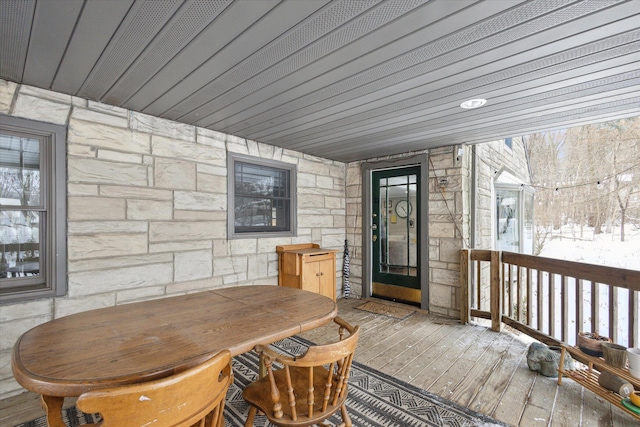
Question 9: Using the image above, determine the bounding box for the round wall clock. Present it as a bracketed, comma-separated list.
[395, 200, 411, 218]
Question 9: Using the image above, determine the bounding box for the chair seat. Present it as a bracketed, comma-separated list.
[243, 365, 348, 427]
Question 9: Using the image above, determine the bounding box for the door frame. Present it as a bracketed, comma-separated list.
[361, 154, 430, 310]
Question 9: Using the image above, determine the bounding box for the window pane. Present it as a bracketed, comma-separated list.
[234, 197, 290, 230]
[1, 210, 41, 279]
[387, 176, 407, 186]
[235, 162, 288, 198]
[496, 189, 519, 252]
[0, 133, 41, 207]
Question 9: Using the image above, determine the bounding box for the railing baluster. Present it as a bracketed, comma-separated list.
[476, 260, 481, 310]
[503, 263, 507, 316]
[561, 275, 568, 343]
[591, 281, 599, 334]
[549, 273, 556, 339]
[527, 267, 532, 326]
[610, 284, 618, 343]
[537, 269, 543, 332]
[507, 263, 512, 318]
[576, 279, 583, 346]
[630, 290, 638, 347]
[516, 265, 521, 321]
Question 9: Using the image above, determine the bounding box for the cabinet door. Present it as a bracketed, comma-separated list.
[301, 261, 321, 294]
[317, 259, 335, 300]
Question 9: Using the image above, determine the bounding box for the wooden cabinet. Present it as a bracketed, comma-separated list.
[276, 244, 338, 301]
[558, 345, 640, 420]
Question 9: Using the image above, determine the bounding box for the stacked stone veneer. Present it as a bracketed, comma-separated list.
[0, 80, 346, 398]
[427, 147, 470, 317]
[345, 163, 364, 297]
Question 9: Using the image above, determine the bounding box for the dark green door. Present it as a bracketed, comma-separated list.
[372, 167, 420, 305]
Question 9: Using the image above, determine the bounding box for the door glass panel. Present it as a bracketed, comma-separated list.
[378, 173, 417, 277]
[408, 182, 417, 271]
[387, 176, 405, 186]
[379, 186, 389, 273]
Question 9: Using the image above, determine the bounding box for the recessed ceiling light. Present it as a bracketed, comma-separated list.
[460, 98, 487, 109]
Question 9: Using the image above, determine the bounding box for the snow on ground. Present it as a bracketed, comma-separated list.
[539, 225, 640, 271]
[534, 225, 639, 346]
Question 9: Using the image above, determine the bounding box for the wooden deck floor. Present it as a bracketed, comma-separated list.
[1, 297, 638, 426]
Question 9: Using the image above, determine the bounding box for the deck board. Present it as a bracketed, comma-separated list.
[2, 296, 638, 426]
[468, 337, 529, 417]
[446, 332, 516, 407]
[490, 357, 536, 425]
[370, 316, 455, 373]
[408, 324, 474, 386]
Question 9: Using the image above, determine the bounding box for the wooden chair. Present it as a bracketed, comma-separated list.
[243, 317, 360, 427]
[77, 349, 233, 427]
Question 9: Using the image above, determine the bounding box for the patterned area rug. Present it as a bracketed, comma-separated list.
[14, 405, 98, 427]
[15, 336, 508, 427]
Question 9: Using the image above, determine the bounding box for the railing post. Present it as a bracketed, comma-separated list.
[460, 249, 470, 324]
[490, 250, 502, 332]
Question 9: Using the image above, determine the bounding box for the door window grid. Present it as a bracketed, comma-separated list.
[376, 172, 418, 278]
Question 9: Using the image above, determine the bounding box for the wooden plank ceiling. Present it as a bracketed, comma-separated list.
[1, 0, 639, 162]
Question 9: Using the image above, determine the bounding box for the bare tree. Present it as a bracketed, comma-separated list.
[526, 117, 640, 246]
[589, 119, 640, 241]
[525, 131, 565, 254]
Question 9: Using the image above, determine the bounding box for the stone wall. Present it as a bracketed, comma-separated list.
[427, 147, 469, 317]
[344, 163, 364, 297]
[0, 80, 346, 398]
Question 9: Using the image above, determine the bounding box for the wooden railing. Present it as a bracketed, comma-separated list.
[460, 249, 640, 347]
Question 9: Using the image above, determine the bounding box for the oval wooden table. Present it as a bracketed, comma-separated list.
[12, 285, 338, 427]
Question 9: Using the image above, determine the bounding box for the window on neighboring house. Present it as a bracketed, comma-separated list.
[0, 115, 66, 304]
[495, 183, 534, 254]
[504, 137, 513, 149]
[228, 153, 296, 238]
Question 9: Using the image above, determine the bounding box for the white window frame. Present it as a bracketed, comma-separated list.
[0, 115, 67, 304]
[493, 183, 535, 254]
[227, 153, 296, 239]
